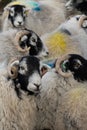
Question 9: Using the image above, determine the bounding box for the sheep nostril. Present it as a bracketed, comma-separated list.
[46, 52, 49, 55]
[18, 21, 22, 25]
[34, 83, 40, 89]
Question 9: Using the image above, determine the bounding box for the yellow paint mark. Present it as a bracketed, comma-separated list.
[47, 33, 67, 54]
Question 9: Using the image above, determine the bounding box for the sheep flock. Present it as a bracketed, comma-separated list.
[0, 0, 87, 130]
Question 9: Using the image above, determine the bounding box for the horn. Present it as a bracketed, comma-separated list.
[55, 54, 72, 77]
[14, 30, 30, 53]
[8, 59, 19, 79]
[79, 15, 87, 28]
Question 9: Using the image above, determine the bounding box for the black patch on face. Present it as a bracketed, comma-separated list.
[76, 1, 87, 14]
[71, 0, 87, 14]
[66, 54, 87, 82]
[20, 29, 43, 56]
[13, 56, 40, 98]
[28, 30, 43, 56]
[8, 5, 26, 27]
[60, 28, 71, 36]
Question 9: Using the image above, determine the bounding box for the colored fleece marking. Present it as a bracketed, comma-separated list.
[17, 0, 41, 11]
[47, 33, 67, 53]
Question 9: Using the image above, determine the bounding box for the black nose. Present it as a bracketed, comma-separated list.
[34, 83, 40, 89]
[46, 52, 49, 55]
[18, 21, 22, 25]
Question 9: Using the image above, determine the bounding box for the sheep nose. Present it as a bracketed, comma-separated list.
[34, 83, 41, 90]
[46, 52, 49, 55]
[18, 21, 22, 25]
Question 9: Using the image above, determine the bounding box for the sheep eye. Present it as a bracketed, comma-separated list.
[9, 8, 14, 15]
[76, 17, 79, 21]
[20, 66, 25, 70]
[74, 62, 81, 69]
[73, 59, 82, 69]
[31, 37, 36, 42]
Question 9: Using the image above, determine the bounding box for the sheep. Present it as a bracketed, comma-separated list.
[41, 14, 87, 66]
[0, 28, 48, 69]
[2, 0, 66, 35]
[0, 55, 46, 130]
[65, 0, 87, 16]
[2, 2, 30, 32]
[36, 54, 87, 130]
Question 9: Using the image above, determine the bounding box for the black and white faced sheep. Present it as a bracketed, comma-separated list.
[65, 0, 87, 15]
[2, 4, 29, 31]
[20, 28, 49, 58]
[0, 55, 45, 130]
[54, 54, 87, 130]
[2, 0, 66, 35]
[9, 55, 42, 97]
[0, 28, 48, 69]
[56, 54, 87, 81]
[36, 54, 87, 130]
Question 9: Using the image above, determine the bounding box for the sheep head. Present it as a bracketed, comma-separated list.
[55, 54, 87, 81]
[15, 28, 49, 58]
[3, 3, 30, 28]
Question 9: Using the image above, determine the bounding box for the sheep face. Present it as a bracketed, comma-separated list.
[14, 56, 41, 95]
[5, 5, 29, 28]
[56, 54, 87, 82]
[19, 29, 49, 58]
[65, 0, 87, 14]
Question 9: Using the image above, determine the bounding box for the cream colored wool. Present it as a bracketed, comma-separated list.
[0, 29, 29, 69]
[41, 32, 82, 62]
[36, 68, 85, 130]
[0, 69, 37, 130]
[55, 86, 87, 130]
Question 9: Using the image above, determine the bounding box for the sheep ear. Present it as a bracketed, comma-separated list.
[8, 59, 19, 79]
[24, 7, 30, 15]
[4, 6, 11, 11]
[40, 63, 51, 76]
[73, 59, 82, 69]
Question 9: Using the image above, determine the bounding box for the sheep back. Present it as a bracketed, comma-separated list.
[36, 70, 82, 130]
[55, 86, 87, 130]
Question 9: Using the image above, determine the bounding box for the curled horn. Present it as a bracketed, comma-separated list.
[55, 54, 72, 77]
[8, 59, 19, 79]
[79, 15, 87, 28]
[14, 30, 30, 53]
